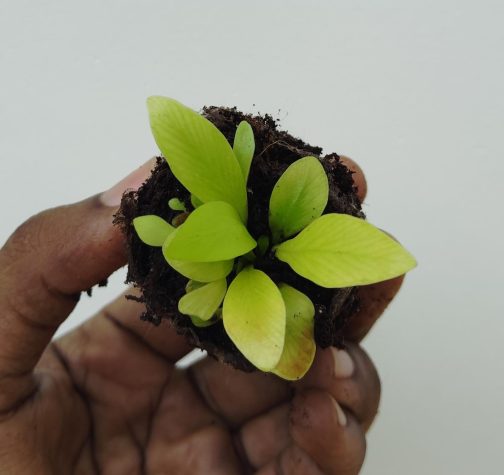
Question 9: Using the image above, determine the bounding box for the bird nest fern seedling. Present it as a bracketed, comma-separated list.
[116, 97, 416, 380]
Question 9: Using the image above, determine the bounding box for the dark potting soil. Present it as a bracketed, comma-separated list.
[115, 106, 365, 372]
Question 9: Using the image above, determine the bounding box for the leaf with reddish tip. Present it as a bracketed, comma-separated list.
[272, 284, 316, 381]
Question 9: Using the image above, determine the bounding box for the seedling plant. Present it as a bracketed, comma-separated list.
[133, 97, 416, 380]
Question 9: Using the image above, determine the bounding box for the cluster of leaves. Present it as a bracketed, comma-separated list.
[134, 97, 416, 380]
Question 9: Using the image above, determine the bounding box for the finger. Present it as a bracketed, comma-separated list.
[250, 390, 367, 474]
[297, 343, 381, 431]
[344, 275, 404, 342]
[239, 343, 380, 469]
[256, 445, 324, 475]
[0, 159, 156, 409]
[189, 358, 289, 427]
[237, 402, 291, 470]
[339, 155, 367, 202]
[338, 156, 403, 342]
[290, 389, 366, 475]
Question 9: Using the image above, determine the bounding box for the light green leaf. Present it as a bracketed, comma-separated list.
[133, 215, 174, 247]
[233, 121, 255, 181]
[179, 279, 227, 321]
[269, 156, 329, 243]
[168, 259, 233, 282]
[191, 194, 203, 209]
[147, 96, 248, 221]
[190, 315, 218, 327]
[272, 284, 316, 381]
[256, 235, 270, 257]
[163, 231, 233, 282]
[168, 198, 187, 212]
[275, 214, 417, 288]
[223, 267, 286, 371]
[185, 280, 206, 293]
[163, 201, 256, 262]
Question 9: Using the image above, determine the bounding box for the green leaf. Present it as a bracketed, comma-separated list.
[133, 215, 174, 247]
[147, 96, 248, 221]
[269, 156, 329, 243]
[275, 214, 417, 288]
[179, 279, 227, 321]
[190, 315, 218, 328]
[185, 280, 206, 293]
[223, 267, 286, 371]
[190, 194, 203, 209]
[168, 198, 187, 212]
[256, 235, 270, 257]
[168, 259, 233, 282]
[163, 231, 233, 282]
[272, 284, 316, 381]
[163, 201, 256, 262]
[233, 121, 255, 181]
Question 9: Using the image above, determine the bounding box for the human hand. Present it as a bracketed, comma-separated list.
[0, 157, 404, 474]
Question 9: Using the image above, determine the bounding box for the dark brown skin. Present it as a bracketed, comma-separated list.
[0, 157, 404, 474]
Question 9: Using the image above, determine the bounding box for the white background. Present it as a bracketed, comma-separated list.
[1, 1, 503, 473]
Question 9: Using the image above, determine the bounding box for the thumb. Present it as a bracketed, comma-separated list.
[0, 158, 156, 411]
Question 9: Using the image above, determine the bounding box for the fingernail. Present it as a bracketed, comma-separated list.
[100, 158, 157, 207]
[332, 398, 348, 426]
[332, 348, 354, 379]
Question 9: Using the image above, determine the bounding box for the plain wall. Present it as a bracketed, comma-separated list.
[1, 1, 503, 473]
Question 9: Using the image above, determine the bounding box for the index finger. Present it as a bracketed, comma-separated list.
[345, 276, 405, 342]
[338, 155, 367, 203]
[337, 155, 406, 341]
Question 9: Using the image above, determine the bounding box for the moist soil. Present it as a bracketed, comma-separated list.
[115, 106, 365, 372]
